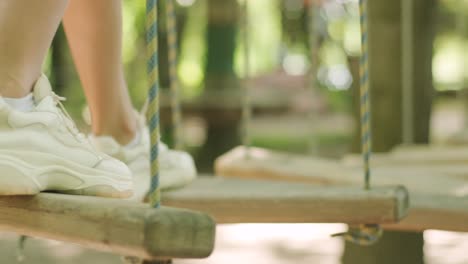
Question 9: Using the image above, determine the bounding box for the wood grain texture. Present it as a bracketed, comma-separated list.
[215, 146, 468, 232]
[0, 193, 215, 259]
[163, 177, 408, 224]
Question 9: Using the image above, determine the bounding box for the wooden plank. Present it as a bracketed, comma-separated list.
[342, 153, 411, 167]
[163, 177, 409, 224]
[0, 193, 215, 260]
[342, 152, 468, 169]
[214, 146, 468, 232]
[215, 146, 346, 184]
[390, 144, 468, 164]
[343, 146, 468, 173]
[387, 194, 468, 232]
[343, 145, 468, 167]
[215, 146, 468, 195]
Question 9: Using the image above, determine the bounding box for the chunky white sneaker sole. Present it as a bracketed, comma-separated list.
[0, 151, 133, 198]
[129, 149, 197, 201]
[160, 150, 197, 190]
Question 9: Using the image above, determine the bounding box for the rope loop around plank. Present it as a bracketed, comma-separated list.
[331, 224, 383, 246]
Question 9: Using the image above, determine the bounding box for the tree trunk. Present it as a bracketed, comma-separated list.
[345, 0, 436, 263]
[197, 0, 240, 172]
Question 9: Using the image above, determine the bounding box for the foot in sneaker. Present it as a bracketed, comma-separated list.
[87, 110, 197, 201]
[0, 74, 133, 198]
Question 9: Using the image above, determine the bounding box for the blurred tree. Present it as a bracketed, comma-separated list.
[50, 25, 73, 96]
[346, 0, 436, 263]
[196, 0, 240, 171]
[281, 0, 308, 48]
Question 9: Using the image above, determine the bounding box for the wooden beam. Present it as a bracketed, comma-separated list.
[163, 177, 409, 224]
[214, 146, 468, 232]
[0, 193, 215, 260]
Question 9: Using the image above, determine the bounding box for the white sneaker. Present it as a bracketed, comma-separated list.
[0, 74, 133, 198]
[88, 112, 197, 201]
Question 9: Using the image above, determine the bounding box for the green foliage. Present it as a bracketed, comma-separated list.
[234, 0, 282, 77]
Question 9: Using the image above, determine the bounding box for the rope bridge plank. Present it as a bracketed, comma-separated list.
[214, 146, 467, 232]
[163, 177, 409, 224]
[0, 193, 215, 259]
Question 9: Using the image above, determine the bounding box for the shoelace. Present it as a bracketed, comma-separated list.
[51, 93, 87, 143]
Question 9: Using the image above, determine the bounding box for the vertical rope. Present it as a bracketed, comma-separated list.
[146, 0, 161, 208]
[128, 2, 167, 262]
[359, 0, 371, 190]
[165, 0, 183, 150]
[307, 0, 320, 154]
[241, 0, 252, 156]
[333, 0, 382, 246]
[401, 0, 414, 144]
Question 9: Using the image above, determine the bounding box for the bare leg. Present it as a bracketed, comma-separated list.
[63, 0, 136, 145]
[0, 0, 69, 97]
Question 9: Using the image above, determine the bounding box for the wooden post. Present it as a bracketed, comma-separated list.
[198, 0, 241, 171]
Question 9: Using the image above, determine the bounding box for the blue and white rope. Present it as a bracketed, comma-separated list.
[146, 0, 161, 208]
[332, 0, 382, 246]
[359, 0, 371, 191]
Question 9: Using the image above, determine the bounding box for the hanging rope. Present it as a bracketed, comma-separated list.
[165, 0, 183, 150]
[146, 0, 161, 208]
[140, 1, 173, 263]
[359, 0, 371, 191]
[306, 0, 320, 154]
[241, 0, 252, 156]
[16, 235, 27, 262]
[332, 0, 382, 246]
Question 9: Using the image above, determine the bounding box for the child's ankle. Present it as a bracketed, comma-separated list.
[93, 120, 137, 146]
